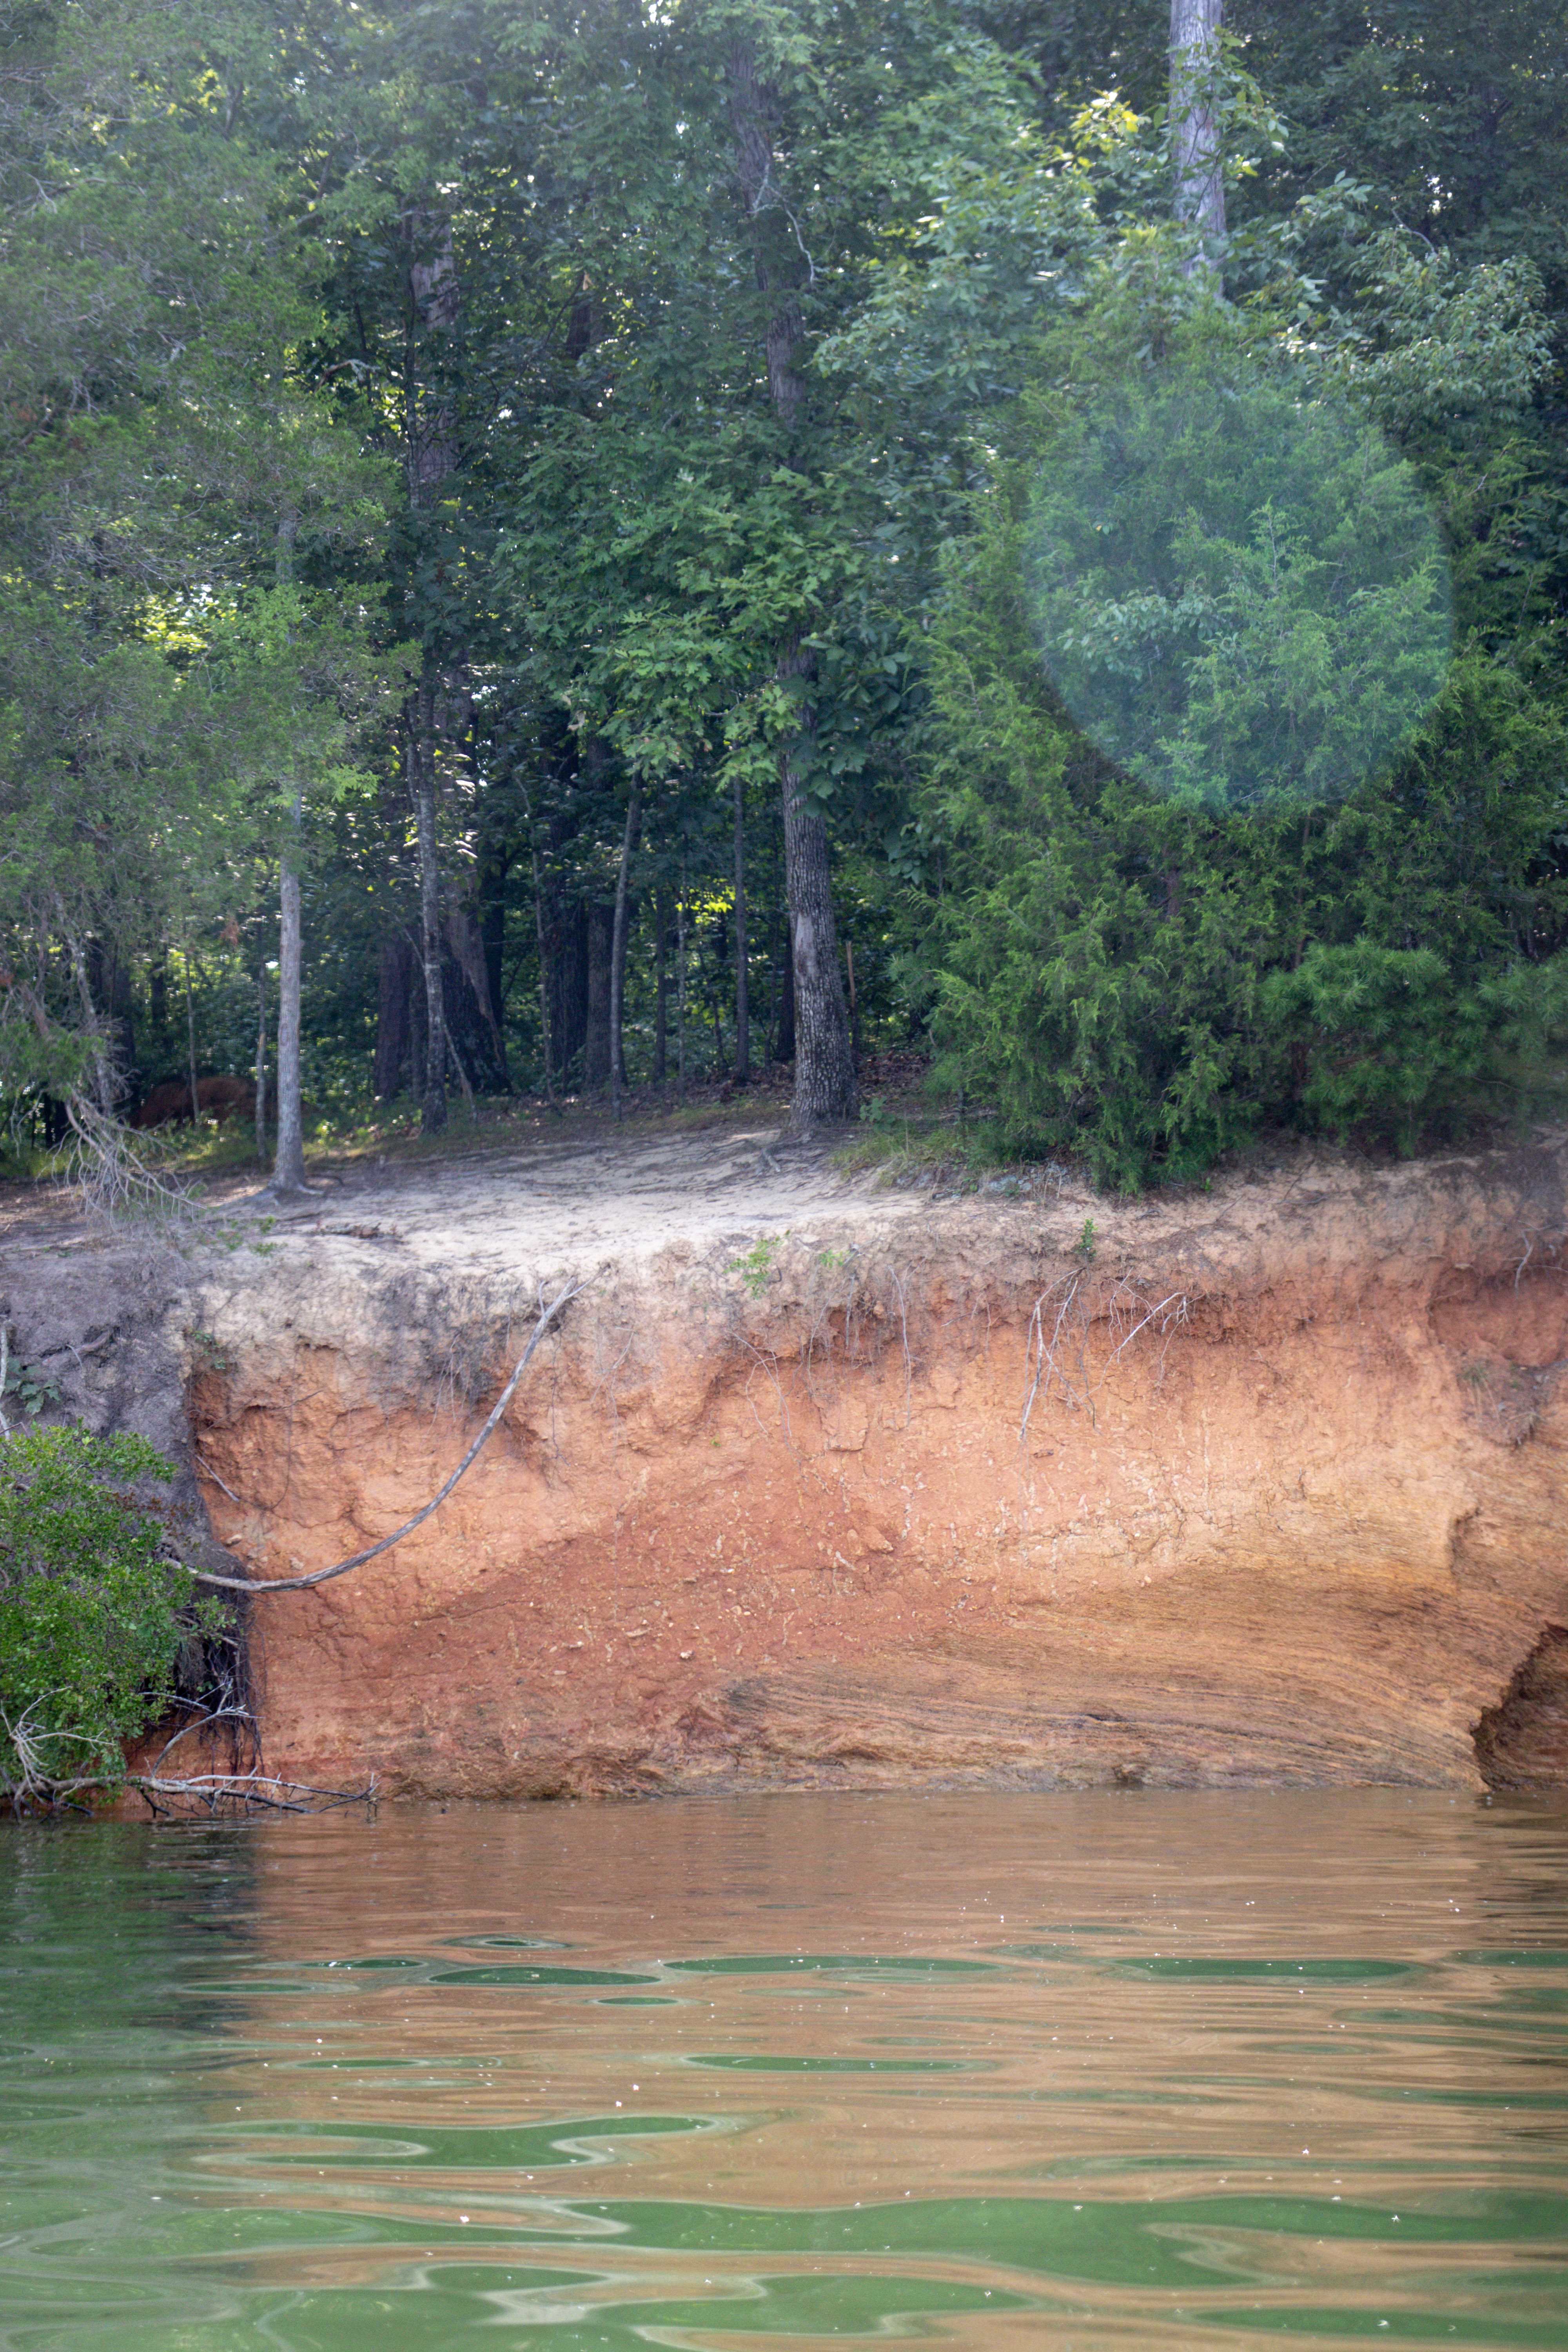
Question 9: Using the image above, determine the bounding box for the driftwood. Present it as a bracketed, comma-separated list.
[1, 1696, 371, 1820]
[190, 1276, 585, 1595]
[129, 1769, 374, 1819]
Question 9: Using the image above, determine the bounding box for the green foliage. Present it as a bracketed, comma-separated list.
[0, 0, 393, 1111]
[1024, 365, 1451, 812]
[922, 457, 1568, 1185]
[2, 1357, 62, 1421]
[0, 1425, 221, 1798]
[2, 0, 1566, 1181]
[728, 1234, 785, 1298]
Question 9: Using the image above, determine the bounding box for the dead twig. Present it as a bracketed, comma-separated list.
[149, 1707, 259, 1776]
[63, 1093, 203, 1230]
[131, 1770, 373, 1818]
[892, 1269, 913, 1429]
[194, 1453, 241, 1501]
[190, 1276, 585, 1595]
[0, 1699, 102, 1809]
[1019, 1274, 1084, 1440]
[741, 1335, 796, 1454]
[1018, 1272, 1188, 1443]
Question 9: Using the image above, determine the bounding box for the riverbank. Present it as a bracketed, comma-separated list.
[4, 1119, 1565, 1796]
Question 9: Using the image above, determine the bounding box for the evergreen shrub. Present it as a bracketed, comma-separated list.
[0, 1426, 223, 1800]
[920, 387, 1568, 1188]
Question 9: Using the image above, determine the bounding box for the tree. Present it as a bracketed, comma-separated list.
[723, 26, 857, 1124]
[2, 0, 1564, 1185]
[0, 0, 389, 1160]
[1169, 0, 1225, 264]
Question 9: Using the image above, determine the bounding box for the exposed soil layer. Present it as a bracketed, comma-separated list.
[5, 1122, 1567, 1795]
[1474, 1626, 1568, 1788]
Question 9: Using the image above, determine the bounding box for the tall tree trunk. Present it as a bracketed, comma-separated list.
[524, 814, 555, 1105]
[60, 913, 115, 1117]
[254, 959, 267, 1163]
[404, 203, 460, 1135]
[845, 937, 861, 1067]
[548, 898, 589, 1082]
[270, 507, 307, 1190]
[479, 842, 510, 1064]
[653, 887, 670, 1085]
[183, 941, 200, 1127]
[519, 780, 557, 1103]
[677, 862, 688, 1095]
[710, 982, 725, 1078]
[413, 711, 447, 1133]
[725, 38, 856, 1131]
[609, 787, 641, 1121]
[780, 649, 857, 1122]
[1170, 0, 1225, 270]
[733, 774, 750, 1084]
[273, 806, 307, 1193]
[103, 946, 135, 1090]
[773, 915, 795, 1064]
[444, 895, 510, 1091]
[408, 944, 427, 1106]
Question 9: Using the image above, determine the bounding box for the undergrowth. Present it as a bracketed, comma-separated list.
[0, 1425, 238, 1809]
[831, 1104, 1080, 1198]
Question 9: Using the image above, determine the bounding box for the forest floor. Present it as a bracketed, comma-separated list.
[0, 1051, 961, 1258]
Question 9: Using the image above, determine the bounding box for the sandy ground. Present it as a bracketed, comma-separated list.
[240, 1119, 941, 1274]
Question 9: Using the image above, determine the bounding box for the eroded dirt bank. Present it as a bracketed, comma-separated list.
[6, 1123, 1568, 1794]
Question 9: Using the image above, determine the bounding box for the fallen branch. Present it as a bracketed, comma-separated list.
[0, 1698, 101, 1810]
[131, 1771, 374, 1818]
[191, 1276, 584, 1595]
[149, 1706, 259, 1776]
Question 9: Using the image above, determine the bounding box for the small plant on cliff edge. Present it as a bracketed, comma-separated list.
[0, 1426, 228, 1806]
[1, 1357, 61, 1419]
[728, 1234, 785, 1298]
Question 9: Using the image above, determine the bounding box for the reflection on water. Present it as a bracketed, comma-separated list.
[3, 1790, 1568, 2348]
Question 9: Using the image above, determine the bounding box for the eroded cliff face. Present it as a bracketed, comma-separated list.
[3, 1125, 1564, 1796]
[102, 1126, 1561, 1799]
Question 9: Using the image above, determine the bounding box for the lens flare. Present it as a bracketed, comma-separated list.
[1023, 366, 1452, 812]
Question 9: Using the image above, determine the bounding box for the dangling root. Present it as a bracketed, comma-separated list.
[191, 1276, 586, 1595]
[63, 1093, 203, 1229]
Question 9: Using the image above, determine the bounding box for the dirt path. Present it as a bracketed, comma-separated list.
[242, 1118, 943, 1276]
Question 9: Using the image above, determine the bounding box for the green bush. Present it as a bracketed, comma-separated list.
[0, 1425, 225, 1802]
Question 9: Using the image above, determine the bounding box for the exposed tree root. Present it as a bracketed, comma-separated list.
[190, 1276, 586, 1595]
[1019, 1273, 1189, 1439]
[63, 1094, 205, 1229]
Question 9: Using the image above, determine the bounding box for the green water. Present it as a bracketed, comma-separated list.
[3, 1791, 1567, 2350]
